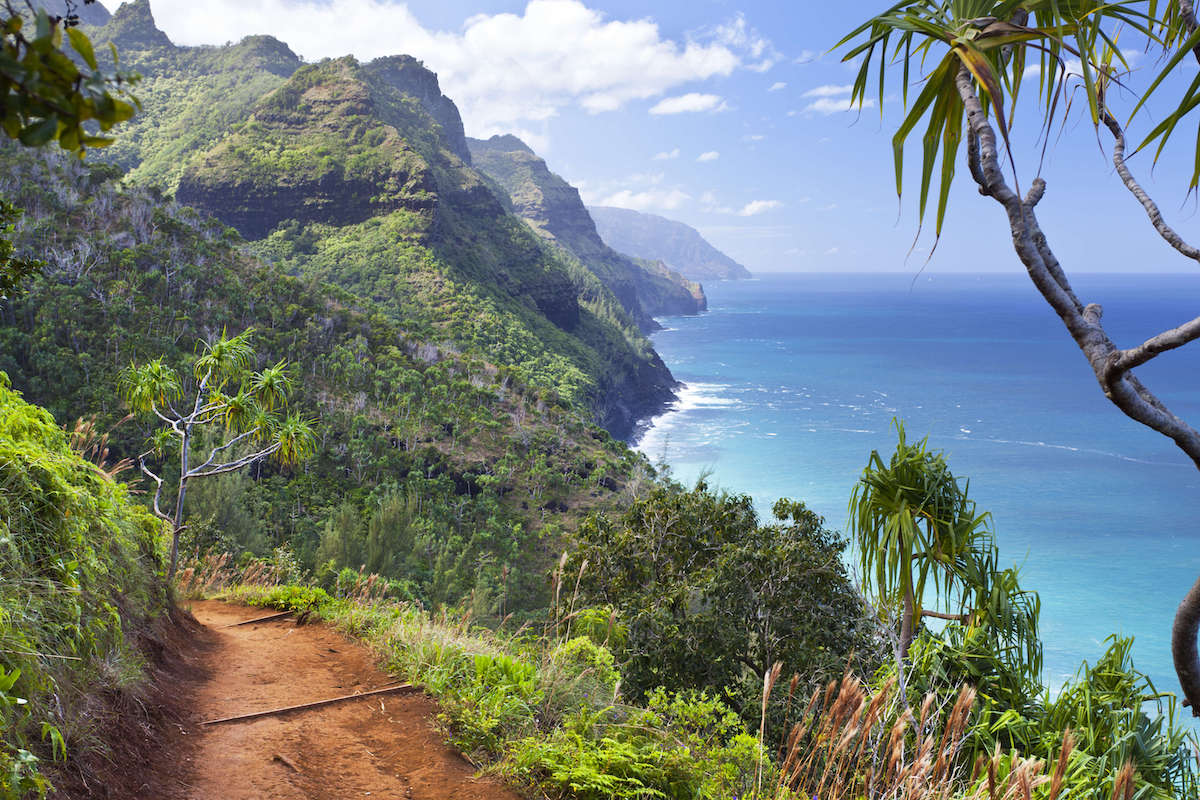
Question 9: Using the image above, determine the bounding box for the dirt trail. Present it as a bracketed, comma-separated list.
[130, 601, 520, 800]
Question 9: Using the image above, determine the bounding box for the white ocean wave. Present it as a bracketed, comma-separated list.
[982, 436, 1178, 466]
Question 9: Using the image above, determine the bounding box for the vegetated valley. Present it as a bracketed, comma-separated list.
[0, 2, 1196, 799]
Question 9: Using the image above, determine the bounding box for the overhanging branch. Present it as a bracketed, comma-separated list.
[954, 58, 1200, 714]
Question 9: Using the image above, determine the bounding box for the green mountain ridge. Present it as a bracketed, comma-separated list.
[468, 134, 706, 329]
[588, 205, 752, 281]
[0, 143, 645, 612]
[83, 0, 677, 438]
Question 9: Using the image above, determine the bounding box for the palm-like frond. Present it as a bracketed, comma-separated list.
[250, 360, 292, 411]
[221, 387, 260, 433]
[194, 327, 256, 382]
[850, 419, 991, 618]
[838, 1, 1154, 234]
[273, 413, 316, 466]
[117, 358, 181, 413]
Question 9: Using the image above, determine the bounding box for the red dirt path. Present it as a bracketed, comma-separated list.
[104, 601, 521, 799]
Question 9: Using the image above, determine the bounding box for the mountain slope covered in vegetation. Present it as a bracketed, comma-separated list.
[468, 134, 706, 328]
[83, 1, 677, 437]
[0, 146, 649, 615]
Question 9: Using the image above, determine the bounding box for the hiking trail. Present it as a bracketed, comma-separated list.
[103, 601, 520, 800]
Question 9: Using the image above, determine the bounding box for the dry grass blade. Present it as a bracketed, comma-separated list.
[1111, 761, 1136, 800]
[1047, 729, 1074, 800]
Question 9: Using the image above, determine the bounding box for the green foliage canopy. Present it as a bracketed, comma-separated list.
[574, 480, 873, 721]
[1, 1, 138, 152]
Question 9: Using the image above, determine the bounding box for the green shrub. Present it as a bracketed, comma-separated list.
[571, 606, 627, 654]
[0, 375, 167, 797]
[243, 585, 332, 615]
[549, 638, 619, 690]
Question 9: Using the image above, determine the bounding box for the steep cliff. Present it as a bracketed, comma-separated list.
[89, 0, 302, 190]
[177, 58, 441, 238]
[121, 45, 674, 435]
[365, 56, 471, 163]
[468, 135, 705, 329]
[588, 205, 752, 281]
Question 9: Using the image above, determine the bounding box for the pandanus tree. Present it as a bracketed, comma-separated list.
[118, 329, 315, 578]
[840, 1, 1200, 714]
[850, 422, 992, 662]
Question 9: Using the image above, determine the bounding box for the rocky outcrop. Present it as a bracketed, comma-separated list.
[468, 135, 706, 330]
[364, 56, 471, 163]
[588, 205, 752, 281]
[94, 0, 172, 51]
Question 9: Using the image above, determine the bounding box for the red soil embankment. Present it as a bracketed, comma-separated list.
[58, 601, 520, 800]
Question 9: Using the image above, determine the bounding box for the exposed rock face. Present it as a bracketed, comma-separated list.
[95, 0, 171, 51]
[468, 135, 706, 330]
[588, 205, 752, 281]
[364, 56, 471, 163]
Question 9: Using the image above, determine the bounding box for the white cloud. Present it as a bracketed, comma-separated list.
[742, 133, 765, 142]
[824, 246, 840, 255]
[737, 200, 781, 216]
[649, 93, 729, 114]
[795, 49, 817, 64]
[697, 150, 720, 162]
[768, 81, 787, 92]
[713, 14, 780, 73]
[805, 97, 874, 115]
[145, 0, 768, 138]
[653, 148, 681, 160]
[1022, 50, 1138, 83]
[803, 84, 853, 98]
[599, 188, 691, 211]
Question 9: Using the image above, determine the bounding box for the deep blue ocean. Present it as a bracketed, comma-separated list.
[636, 272, 1200, 699]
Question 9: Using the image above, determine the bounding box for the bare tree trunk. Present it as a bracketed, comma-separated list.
[168, 427, 190, 580]
[1174, 576, 1200, 713]
[954, 64, 1200, 715]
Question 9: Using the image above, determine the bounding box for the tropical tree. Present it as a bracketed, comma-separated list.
[839, 0, 1200, 714]
[575, 479, 872, 720]
[119, 329, 314, 578]
[850, 420, 1044, 710]
[849, 421, 994, 669]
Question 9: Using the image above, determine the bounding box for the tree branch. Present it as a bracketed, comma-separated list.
[1112, 316, 1200, 373]
[1100, 109, 1200, 263]
[136, 454, 172, 525]
[954, 60, 1200, 714]
[920, 609, 970, 622]
[150, 403, 183, 437]
[187, 443, 279, 479]
[193, 428, 258, 472]
[1178, 0, 1200, 66]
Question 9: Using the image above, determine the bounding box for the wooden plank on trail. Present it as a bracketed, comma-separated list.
[221, 611, 293, 628]
[200, 683, 417, 726]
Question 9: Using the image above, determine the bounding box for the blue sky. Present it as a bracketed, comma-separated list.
[105, 1, 1200, 275]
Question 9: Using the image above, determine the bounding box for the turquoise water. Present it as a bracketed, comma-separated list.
[637, 272, 1200, 698]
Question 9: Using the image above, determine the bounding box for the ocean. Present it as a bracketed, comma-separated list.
[636, 272, 1200, 700]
